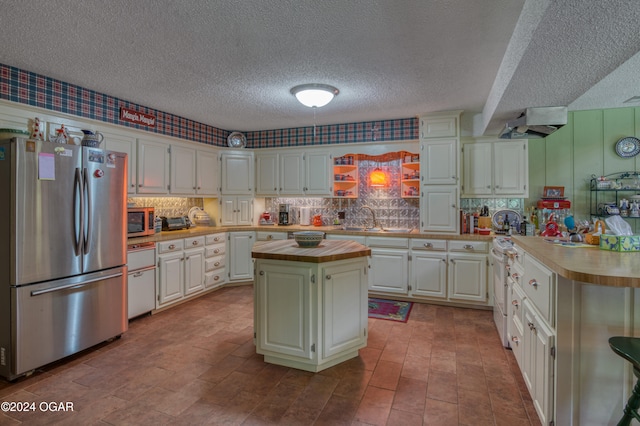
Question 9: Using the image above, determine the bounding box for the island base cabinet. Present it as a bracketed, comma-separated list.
[254, 257, 368, 372]
[522, 300, 554, 426]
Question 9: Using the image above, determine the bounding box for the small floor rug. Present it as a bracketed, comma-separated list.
[368, 298, 413, 323]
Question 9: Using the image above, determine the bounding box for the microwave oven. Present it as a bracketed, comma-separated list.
[127, 207, 155, 237]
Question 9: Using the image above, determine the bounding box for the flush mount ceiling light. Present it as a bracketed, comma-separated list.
[290, 84, 339, 108]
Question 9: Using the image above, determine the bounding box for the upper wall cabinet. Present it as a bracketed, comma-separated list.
[461, 140, 528, 198]
[196, 149, 219, 196]
[169, 145, 220, 196]
[221, 151, 254, 195]
[103, 131, 137, 194]
[420, 115, 458, 139]
[254, 150, 332, 196]
[137, 138, 170, 194]
[421, 139, 459, 185]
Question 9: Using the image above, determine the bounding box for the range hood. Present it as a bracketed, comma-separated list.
[499, 106, 568, 139]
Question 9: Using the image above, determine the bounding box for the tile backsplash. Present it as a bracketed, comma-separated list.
[127, 197, 203, 218]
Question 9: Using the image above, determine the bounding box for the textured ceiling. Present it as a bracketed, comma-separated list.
[0, 0, 639, 135]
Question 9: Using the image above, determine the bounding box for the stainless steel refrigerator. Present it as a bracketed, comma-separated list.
[0, 138, 128, 380]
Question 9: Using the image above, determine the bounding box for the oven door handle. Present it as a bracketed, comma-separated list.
[491, 248, 505, 263]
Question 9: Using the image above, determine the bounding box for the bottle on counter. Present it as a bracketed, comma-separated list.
[531, 208, 539, 233]
[503, 214, 510, 234]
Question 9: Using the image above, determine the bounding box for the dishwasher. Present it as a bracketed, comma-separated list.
[127, 242, 156, 319]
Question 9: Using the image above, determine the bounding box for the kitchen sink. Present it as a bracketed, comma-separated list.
[379, 228, 413, 233]
[342, 226, 367, 231]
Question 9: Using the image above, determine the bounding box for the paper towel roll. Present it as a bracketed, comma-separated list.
[300, 207, 311, 225]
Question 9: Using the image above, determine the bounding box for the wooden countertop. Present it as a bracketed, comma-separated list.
[127, 224, 493, 245]
[252, 239, 371, 263]
[511, 236, 640, 288]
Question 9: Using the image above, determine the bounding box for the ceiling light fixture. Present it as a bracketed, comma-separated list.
[290, 84, 339, 108]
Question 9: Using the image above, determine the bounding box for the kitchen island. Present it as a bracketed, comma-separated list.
[252, 239, 371, 372]
[510, 236, 640, 426]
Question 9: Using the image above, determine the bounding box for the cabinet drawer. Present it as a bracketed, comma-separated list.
[523, 254, 555, 325]
[205, 233, 226, 245]
[366, 236, 409, 248]
[205, 270, 225, 287]
[205, 255, 225, 272]
[511, 244, 525, 268]
[157, 239, 184, 254]
[449, 240, 488, 253]
[256, 231, 288, 241]
[184, 236, 205, 249]
[410, 238, 447, 251]
[509, 313, 524, 370]
[205, 244, 225, 258]
[510, 282, 526, 331]
[127, 247, 155, 270]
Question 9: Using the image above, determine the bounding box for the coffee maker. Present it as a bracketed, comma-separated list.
[278, 203, 290, 225]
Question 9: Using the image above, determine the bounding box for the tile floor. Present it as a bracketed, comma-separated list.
[0, 285, 539, 425]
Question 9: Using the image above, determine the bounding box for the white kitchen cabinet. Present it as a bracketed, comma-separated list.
[304, 150, 332, 196]
[227, 231, 255, 282]
[367, 237, 409, 295]
[137, 138, 170, 194]
[461, 142, 493, 196]
[170, 145, 196, 194]
[157, 241, 185, 306]
[254, 256, 368, 372]
[195, 149, 219, 196]
[204, 232, 226, 289]
[280, 151, 305, 195]
[256, 261, 313, 360]
[183, 246, 205, 296]
[421, 139, 459, 185]
[420, 115, 458, 138]
[447, 252, 487, 302]
[461, 140, 528, 197]
[103, 131, 137, 194]
[420, 186, 459, 233]
[221, 151, 253, 195]
[255, 150, 331, 196]
[255, 152, 279, 196]
[523, 300, 555, 426]
[411, 251, 447, 298]
[219, 196, 253, 226]
[156, 237, 207, 308]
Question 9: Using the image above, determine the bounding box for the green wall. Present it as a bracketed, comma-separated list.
[528, 106, 640, 231]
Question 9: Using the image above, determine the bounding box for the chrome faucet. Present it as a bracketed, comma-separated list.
[362, 205, 383, 230]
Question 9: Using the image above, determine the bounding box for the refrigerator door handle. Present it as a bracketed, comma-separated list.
[83, 167, 92, 255]
[74, 167, 83, 256]
[30, 271, 124, 296]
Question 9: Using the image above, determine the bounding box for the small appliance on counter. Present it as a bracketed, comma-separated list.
[160, 216, 191, 231]
[278, 203, 291, 225]
[188, 206, 214, 227]
[299, 207, 311, 225]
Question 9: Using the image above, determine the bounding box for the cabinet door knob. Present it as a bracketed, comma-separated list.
[511, 336, 520, 344]
[214, 249, 220, 254]
[511, 300, 519, 307]
[168, 244, 175, 250]
[192, 241, 199, 246]
[325, 275, 331, 280]
[214, 262, 220, 267]
[451, 204, 456, 209]
[259, 271, 264, 275]
[529, 279, 539, 287]
[528, 322, 536, 331]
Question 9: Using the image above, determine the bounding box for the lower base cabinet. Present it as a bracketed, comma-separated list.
[254, 257, 368, 372]
[228, 231, 255, 282]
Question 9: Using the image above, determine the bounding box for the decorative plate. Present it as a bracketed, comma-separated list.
[227, 132, 247, 148]
[615, 136, 640, 158]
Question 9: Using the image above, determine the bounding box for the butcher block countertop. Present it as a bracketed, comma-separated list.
[252, 239, 371, 263]
[511, 236, 640, 288]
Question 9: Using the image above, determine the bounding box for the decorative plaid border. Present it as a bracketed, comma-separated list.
[0, 63, 419, 148]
